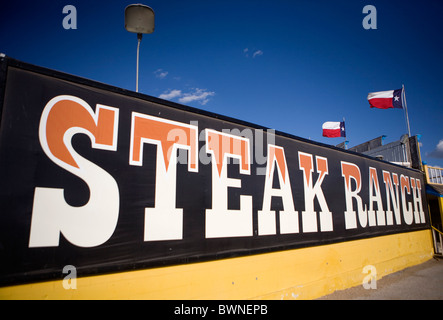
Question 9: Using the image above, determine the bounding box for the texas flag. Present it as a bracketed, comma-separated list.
[367, 88, 403, 109]
[322, 121, 346, 138]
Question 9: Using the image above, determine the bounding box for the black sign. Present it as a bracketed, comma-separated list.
[0, 57, 429, 286]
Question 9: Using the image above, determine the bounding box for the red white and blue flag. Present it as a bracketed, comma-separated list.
[367, 88, 403, 109]
[322, 121, 346, 138]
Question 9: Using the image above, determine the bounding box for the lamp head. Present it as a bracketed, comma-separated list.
[125, 4, 155, 34]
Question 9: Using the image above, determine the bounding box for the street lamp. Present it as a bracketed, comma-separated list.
[125, 4, 155, 92]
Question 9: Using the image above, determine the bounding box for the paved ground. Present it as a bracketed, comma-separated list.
[318, 258, 443, 300]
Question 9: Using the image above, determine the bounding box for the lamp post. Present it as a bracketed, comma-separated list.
[125, 4, 155, 92]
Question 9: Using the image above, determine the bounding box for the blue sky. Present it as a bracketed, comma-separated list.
[1, 0, 443, 167]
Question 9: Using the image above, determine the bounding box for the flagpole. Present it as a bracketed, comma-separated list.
[343, 117, 347, 149]
[402, 84, 411, 137]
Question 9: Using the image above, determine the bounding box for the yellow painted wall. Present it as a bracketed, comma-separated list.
[439, 197, 443, 227]
[0, 229, 433, 300]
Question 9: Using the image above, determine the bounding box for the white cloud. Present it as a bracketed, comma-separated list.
[253, 50, 263, 58]
[158, 88, 215, 105]
[428, 139, 443, 158]
[159, 89, 182, 100]
[154, 69, 168, 79]
[243, 48, 263, 58]
[179, 88, 215, 106]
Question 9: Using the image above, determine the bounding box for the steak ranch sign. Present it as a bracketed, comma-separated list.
[31, 95, 427, 245]
[0, 62, 429, 285]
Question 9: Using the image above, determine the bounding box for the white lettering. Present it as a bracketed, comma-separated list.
[382, 171, 401, 225]
[205, 130, 253, 238]
[29, 96, 119, 248]
[298, 152, 333, 232]
[341, 161, 368, 229]
[400, 175, 414, 225]
[174, 304, 208, 317]
[410, 178, 425, 223]
[258, 145, 298, 235]
[129, 113, 198, 241]
[219, 304, 267, 315]
[28, 96, 428, 248]
[368, 167, 384, 226]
